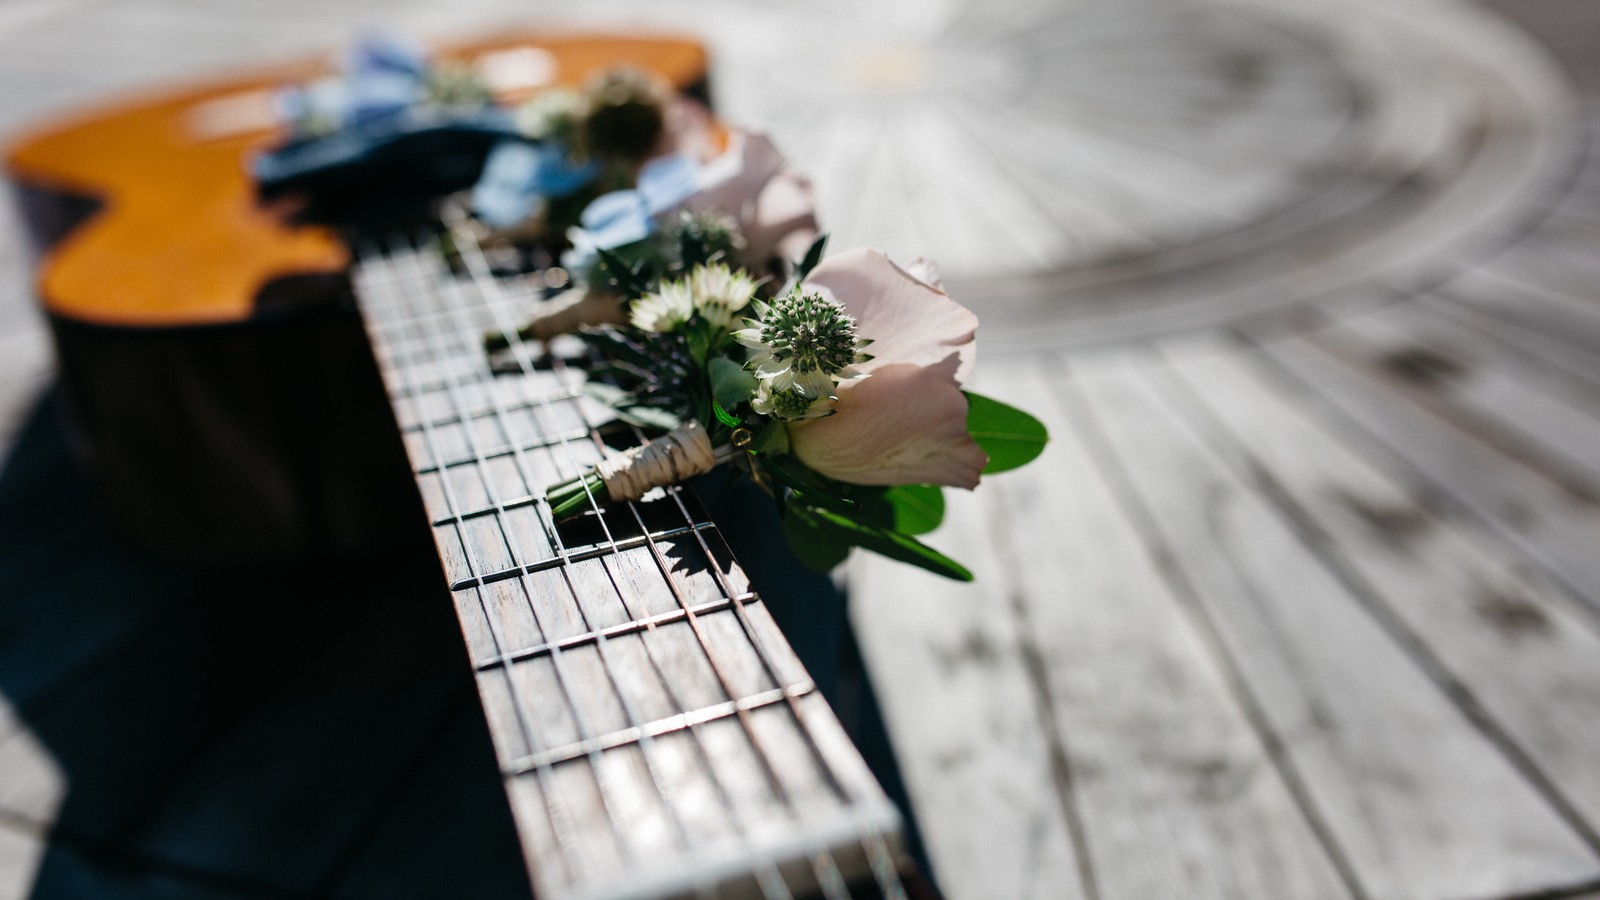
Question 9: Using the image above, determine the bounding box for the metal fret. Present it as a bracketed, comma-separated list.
[474, 592, 760, 674]
[409, 232, 806, 899]
[447, 523, 722, 592]
[441, 216, 898, 900]
[356, 226, 906, 900]
[506, 682, 818, 774]
[369, 237, 781, 898]
[416, 428, 592, 475]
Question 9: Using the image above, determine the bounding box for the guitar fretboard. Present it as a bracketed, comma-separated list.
[354, 224, 904, 900]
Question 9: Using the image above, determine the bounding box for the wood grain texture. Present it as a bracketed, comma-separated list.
[981, 363, 1351, 900]
[1070, 350, 1600, 900]
[849, 484, 1090, 900]
[1162, 337, 1600, 840]
[1258, 328, 1600, 620]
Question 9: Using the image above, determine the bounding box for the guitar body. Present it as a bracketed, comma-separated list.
[5, 34, 710, 559]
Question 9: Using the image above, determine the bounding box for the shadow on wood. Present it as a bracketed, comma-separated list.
[0, 389, 533, 899]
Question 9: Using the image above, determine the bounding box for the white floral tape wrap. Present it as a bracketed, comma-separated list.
[596, 420, 716, 502]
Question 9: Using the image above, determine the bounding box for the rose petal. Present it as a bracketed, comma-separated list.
[805, 248, 976, 382]
[746, 169, 819, 264]
[685, 132, 788, 218]
[901, 256, 942, 290]
[789, 355, 987, 489]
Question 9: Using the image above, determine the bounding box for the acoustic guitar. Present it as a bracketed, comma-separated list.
[6, 32, 923, 900]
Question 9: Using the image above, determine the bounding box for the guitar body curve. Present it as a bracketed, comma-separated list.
[5, 34, 710, 559]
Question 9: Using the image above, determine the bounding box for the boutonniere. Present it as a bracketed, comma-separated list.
[485, 129, 819, 348]
[547, 245, 1048, 580]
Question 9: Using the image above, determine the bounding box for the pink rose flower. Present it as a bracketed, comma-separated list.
[682, 132, 820, 268]
[785, 249, 987, 489]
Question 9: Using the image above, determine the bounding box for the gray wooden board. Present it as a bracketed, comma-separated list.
[1438, 266, 1600, 357]
[1422, 292, 1600, 399]
[1068, 349, 1600, 900]
[1159, 337, 1600, 843]
[1255, 328, 1600, 620]
[1337, 303, 1600, 491]
[893, 361, 1349, 900]
[848, 466, 1090, 900]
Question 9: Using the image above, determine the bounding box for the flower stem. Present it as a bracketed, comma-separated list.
[547, 471, 610, 518]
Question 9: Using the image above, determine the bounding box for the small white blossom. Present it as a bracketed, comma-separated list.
[751, 381, 837, 420]
[737, 288, 868, 421]
[629, 280, 695, 333]
[688, 263, 759, 330]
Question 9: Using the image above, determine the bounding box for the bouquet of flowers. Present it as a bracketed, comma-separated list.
[541, 235, 1047, 581]
[480, 123, 818, 344]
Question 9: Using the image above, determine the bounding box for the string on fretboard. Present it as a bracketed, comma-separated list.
[353, 220, 908, 900]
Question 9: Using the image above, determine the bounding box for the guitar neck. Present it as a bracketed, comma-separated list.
[353, 223, 906, 900]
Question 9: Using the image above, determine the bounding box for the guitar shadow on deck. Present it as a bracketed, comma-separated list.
[0, 387, 934, 898]
[0, 387, 534, 899]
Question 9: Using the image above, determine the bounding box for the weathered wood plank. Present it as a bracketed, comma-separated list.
[1161, 337, 1600, 840]
[1257, 328, 1600, 618]
[1071, 349, 1600, 900]
[1424, 291, 1600, 398]
[849, 465, 1089, 900]
[975, 361, 1352, 900]
[1332, 305, 1600, 491]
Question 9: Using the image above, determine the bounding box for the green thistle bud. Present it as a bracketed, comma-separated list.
[755, 290, 860, 378]
[582, 68, 667, 162]
[733, 287, 868, 420]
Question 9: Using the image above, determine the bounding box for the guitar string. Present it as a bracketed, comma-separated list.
[357, 243, 639, 892]
[648, 486, 911, 900]
[438, 221, 863, 900]
[410, 231, 824, 900]
[366, 229, 907, 899]
[381, 232, 795, 900]
[444, 213, 909, 898]
[392, 233, 798, 899]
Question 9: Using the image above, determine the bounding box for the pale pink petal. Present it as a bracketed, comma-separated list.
[900, 256, 943, 290]
[684, 132, 786, 221]
[805, 248, 976, 382]
[744, 169, 819, 264]
[789, 355, 987, 489]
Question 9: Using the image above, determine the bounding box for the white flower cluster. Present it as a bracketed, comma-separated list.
[628, 263, 760, 334]
[734, 289, 870, 421]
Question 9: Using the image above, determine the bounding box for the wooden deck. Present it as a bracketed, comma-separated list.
[5, 0, 1600, 898]
[846, 2, 1600, 897]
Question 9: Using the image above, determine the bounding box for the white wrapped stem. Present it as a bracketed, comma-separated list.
[523, 287, 627, 341]
[596, 421, 717, 502]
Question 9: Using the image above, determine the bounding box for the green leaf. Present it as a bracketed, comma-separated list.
[882, 484, 945, 535]
[709, 356, 757, 410]
[711, 398, 741, 428]
[965, 391, 1049, 474]
[842, 484, 945, 535]
[581, 380, 632, 410]
[781, 505, 853, 572]
[594, 245, 656, 299]
[790, 504, 973, 581]
[614, 404, 681, 431]
[795, 233, 829, 281]
[757, 454, 859, 513]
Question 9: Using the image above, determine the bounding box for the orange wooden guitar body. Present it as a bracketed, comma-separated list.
[4, 34, 709, 558]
